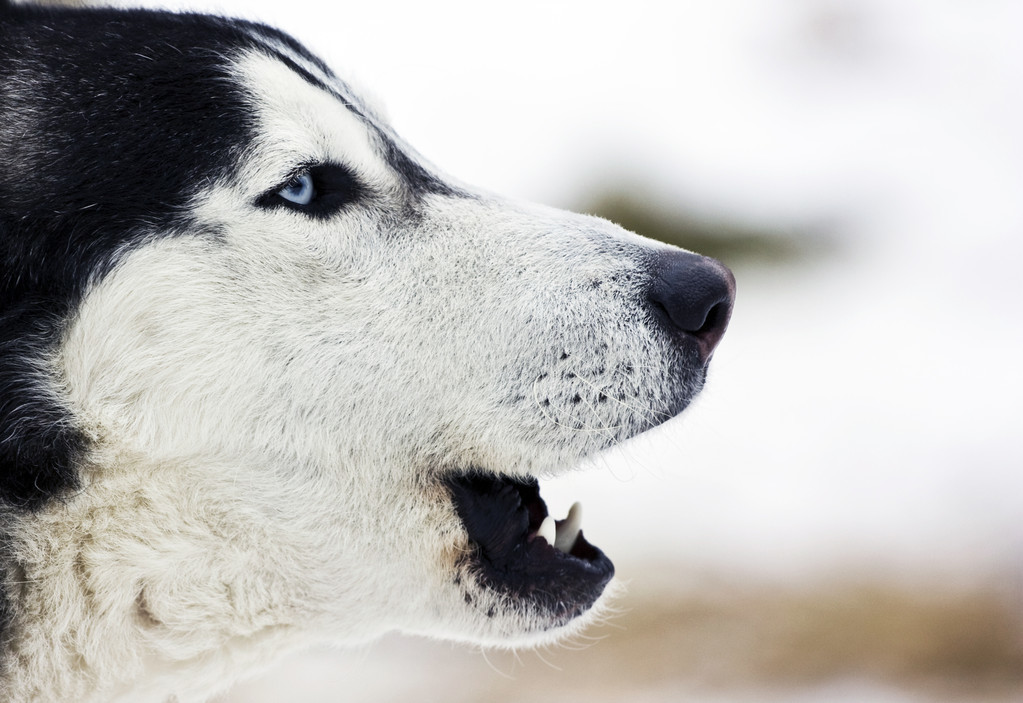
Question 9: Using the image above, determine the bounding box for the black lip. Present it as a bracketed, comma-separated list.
[444, 472, 614, 622]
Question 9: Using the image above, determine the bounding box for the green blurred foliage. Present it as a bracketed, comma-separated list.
[582, 190, 833, 268]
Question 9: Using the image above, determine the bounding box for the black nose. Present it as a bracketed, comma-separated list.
[646, 251, 735, 362]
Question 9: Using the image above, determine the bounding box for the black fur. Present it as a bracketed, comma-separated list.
[0, 3, 461, 510]
[0, 4, 271, 508]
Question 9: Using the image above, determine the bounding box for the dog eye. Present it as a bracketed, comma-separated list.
[258, 163, 365, 217]
[278, 171, 316, 205]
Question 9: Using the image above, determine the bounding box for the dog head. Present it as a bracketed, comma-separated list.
[0, 1, 733, 661]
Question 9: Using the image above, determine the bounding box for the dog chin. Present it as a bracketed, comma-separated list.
[457, 579, 623, 649]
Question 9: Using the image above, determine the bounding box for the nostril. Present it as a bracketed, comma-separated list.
[698, 300, 729, 336]
[646, 251, 735, 361]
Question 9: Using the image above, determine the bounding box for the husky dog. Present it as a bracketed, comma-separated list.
[0, 1, 735, 701]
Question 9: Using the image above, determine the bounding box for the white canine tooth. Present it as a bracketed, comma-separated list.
[554, 501, 582, 553]
[537, 516, 557, 545]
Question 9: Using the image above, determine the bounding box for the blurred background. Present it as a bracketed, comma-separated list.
[111, 0, 1023, 699]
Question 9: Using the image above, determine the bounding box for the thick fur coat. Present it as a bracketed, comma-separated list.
[0, 1, 734, 700]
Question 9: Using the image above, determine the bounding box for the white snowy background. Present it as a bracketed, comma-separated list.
[106, 0, 1023, 700]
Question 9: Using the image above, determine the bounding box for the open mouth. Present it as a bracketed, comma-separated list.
[444, 472, 614, 622]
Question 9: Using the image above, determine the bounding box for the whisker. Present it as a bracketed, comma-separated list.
[479, 646, 516, 679]
[531, 375, 617, 434]
[531, 646, 562, 671]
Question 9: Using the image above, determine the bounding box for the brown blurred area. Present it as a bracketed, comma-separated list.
[525, 572, 1023, 702]
[222, 565, 1022, 703]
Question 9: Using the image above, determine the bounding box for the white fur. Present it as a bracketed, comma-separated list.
[2, 48, 682, 702]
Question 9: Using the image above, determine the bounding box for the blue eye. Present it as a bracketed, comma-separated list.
[258, 163, 363, 217]
[278, 171, 315, 205]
